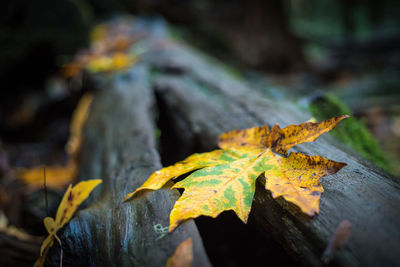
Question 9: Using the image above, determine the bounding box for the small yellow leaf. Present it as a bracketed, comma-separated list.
[166, 237, 193, 267]
[35, 179, 102, 267]
[55, 180, 102, 227]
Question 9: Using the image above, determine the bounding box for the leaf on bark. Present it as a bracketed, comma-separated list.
[34, 179, 102, 267]
[124, 116, 348, 231]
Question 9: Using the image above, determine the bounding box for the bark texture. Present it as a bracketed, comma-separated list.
[47, 25, 400, 267]
[147, 42, 400, 267]
[47, 66, 211, 267]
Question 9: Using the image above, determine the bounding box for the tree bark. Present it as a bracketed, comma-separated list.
[147, 42, 400, 267]
[47, 66, 211, 267]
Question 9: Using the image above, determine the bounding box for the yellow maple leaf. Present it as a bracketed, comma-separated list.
[124, 116, 348, 231]
[166, 238, 193, 267]
[34, 179, 102, 267]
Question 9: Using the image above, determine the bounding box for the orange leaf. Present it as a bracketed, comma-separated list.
[166, 238, 193, 267]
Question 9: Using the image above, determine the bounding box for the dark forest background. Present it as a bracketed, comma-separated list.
[1, 0, 400, 174]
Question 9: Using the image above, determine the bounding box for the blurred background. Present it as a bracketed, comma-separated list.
[1, 0, 400, 175]
[1, 0, 400, 265]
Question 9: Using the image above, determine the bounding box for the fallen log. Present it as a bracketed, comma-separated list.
[47, 66, 211, 266]
[45, 20, 400, 266]
[146, 43, 400, 267]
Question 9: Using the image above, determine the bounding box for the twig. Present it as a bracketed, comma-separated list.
[43, 167, 49, 217]
[59, 247, 63, 267]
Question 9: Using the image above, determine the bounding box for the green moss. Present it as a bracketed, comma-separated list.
[309, 93, 391, 171]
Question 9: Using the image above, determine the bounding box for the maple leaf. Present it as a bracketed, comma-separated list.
[124, 116, 348, 231]
[165, 237, 193, 267]
[35, 179, 102, 267]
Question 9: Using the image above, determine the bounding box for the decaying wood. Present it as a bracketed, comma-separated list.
[47, 66, 211, 266]
[144, 42, 400, 267]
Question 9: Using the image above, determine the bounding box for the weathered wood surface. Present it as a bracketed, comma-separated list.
[143, 42, 400, 267]
[47, 66, 211, 266]
[45, 23, 400, 266]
